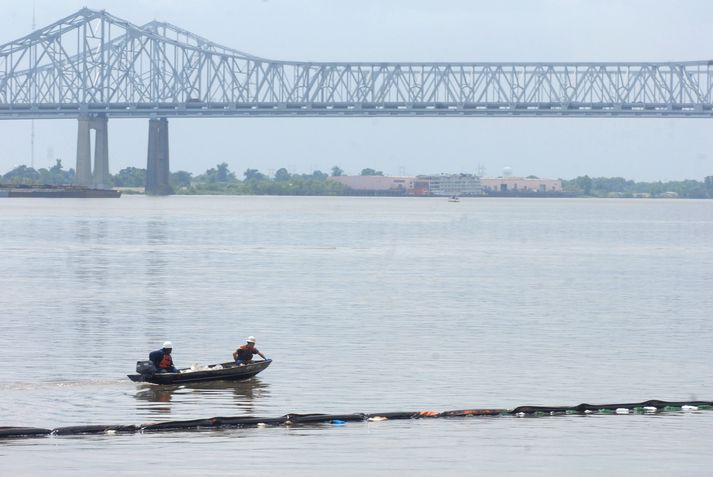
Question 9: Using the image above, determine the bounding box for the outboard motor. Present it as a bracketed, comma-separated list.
[136, 360, 157, 377]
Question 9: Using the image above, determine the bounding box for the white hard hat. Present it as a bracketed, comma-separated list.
[246, 336, 256, 343]
[162, 341, 173, 349]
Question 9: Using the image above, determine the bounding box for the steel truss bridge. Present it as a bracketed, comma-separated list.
[1, 8, 711, 192]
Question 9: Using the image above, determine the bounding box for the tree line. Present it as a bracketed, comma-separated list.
[562, 175, 713, 199]
[0, 161, 353, 195]
[1, 160, 76, 185]
[184, 164, 350, 195]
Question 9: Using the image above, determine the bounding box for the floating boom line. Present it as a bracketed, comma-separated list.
[1, 399, 711, 440]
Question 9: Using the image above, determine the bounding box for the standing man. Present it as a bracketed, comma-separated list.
[149, 341, 178, 373]
[233, 336, 267, 365]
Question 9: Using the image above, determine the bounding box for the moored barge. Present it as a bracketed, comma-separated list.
[0, 184, 121, 198]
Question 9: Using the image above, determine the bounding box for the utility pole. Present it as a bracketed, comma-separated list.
[30, 1, 36, 169]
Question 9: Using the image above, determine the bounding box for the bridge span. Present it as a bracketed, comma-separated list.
[1, 8, 712, 193]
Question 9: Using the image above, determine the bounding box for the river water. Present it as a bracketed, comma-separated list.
[1, 196, 712, 476]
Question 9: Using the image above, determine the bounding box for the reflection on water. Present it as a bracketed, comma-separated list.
[134, 378, 270, 416]
[145, 220, 171, 326]
[72, 219, 111, 332]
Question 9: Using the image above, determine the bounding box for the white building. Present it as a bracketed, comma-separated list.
[417, 174, 482, 196]
[480, 177, 562, 193]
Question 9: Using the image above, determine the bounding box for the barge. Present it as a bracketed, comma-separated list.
[0, 184, 121, 198]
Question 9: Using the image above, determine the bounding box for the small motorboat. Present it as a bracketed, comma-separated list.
[127, 359, 272, 385]
[448, 195, 460, 202]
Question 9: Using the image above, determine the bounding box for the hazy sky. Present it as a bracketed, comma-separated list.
[0, 0, 711, 180]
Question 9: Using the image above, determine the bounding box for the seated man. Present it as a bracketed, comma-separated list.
[232, 336, 266, 365]
[149, 341, 178, 373]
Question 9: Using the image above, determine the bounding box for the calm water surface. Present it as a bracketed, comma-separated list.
[1, 196, 712, 476]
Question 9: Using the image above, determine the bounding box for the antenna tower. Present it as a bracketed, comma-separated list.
[30, 1, 36, 169]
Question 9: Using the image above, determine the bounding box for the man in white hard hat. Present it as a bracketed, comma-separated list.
[232, 336, 267, 365]
[149, 341, 178, 373]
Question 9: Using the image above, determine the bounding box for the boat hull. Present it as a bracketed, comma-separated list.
[127, 359, 271, 384]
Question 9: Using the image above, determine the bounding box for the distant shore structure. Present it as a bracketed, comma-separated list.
[416, 174, 482, 196]
[329, 174, 562, 197]
[329, 175, 415, 194]
[480, 177, 562, 193]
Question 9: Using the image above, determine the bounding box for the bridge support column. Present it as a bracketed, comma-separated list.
[92, 115, 110, 189]
[75, 114, 111, 189]
[75, 117, 92, 186]
[146, 117, 173, 195]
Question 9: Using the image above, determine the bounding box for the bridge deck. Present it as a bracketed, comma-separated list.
[0, 102, 711, 119]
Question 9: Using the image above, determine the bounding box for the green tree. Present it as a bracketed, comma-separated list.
[216, 163, 229, 182]
[274, 168, 291, 181]
[331, 166, 344, 177]
[673, 179, 707, 198]
[171, 170, 192, 188]
[591, 177, 632, 194]
[575, 175, 592, 195]
[360, 168, 383, 176]
[705, 176, 713, 198]
[49, 159, 62, 174]
[36, 159, 74, 185]
[244, 168, 266, 181]
[204, 163, 237, 183]
[2, 165, 40, 185]
[113, 167, 146, 187]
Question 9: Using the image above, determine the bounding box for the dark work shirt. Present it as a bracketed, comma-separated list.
[149, 349, 173, 368]
[236, 345, 259, 361]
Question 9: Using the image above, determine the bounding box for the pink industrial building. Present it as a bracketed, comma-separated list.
[330, 174, 484, 196]
[329, 175, 414, 192]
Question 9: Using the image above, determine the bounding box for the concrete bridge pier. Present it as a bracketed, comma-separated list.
[92, 115, 110, 189]
[75, 117, 92, 186]
[146, 117, 173, 195]
[75, 114, 111, 189]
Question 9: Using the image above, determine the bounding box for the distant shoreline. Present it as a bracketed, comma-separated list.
[128, 190, 700, 199]
[3, 162, 712, 199]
